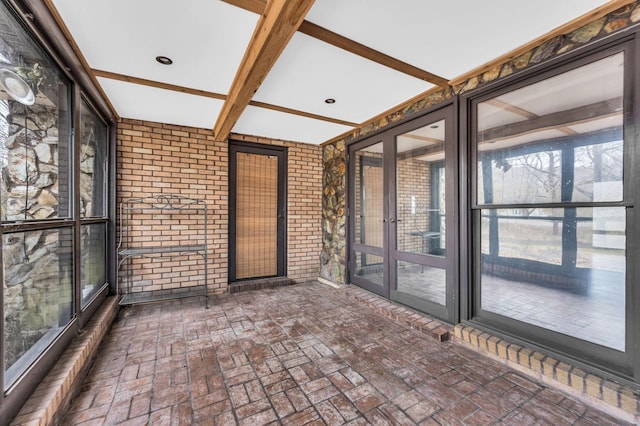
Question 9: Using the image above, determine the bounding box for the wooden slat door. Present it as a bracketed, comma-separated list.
[236, 152, 278, 278]
[229, 142, 287, 281]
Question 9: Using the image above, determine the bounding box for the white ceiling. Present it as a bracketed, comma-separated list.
[51, 0, 613, 145]
[253, 32, 434, 124]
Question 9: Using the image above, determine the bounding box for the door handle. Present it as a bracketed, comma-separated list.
[383, 219, 387, 223]
[389, 218, 396, 223]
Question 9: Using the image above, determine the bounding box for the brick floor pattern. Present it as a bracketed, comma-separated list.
[62, 281, 628, 425]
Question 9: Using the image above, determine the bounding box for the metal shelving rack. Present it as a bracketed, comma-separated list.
[117, 194, 209, 307]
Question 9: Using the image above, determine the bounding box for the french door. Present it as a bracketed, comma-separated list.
[348, 105, 457, 322]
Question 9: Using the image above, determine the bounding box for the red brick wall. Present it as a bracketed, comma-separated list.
[117, 119, 322, 295]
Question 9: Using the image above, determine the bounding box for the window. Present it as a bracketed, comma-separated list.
[0, 2, 111, 415]
[79, 100, 108, 307]
[0, 21, 71, 222]
[3, 228, 73, 386]
[471, 48, 630, 368]
[79, 100, 107, 218]
[0, 1, 74, 390]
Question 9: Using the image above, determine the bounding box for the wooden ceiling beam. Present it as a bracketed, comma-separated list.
[298, 21, 448, 86]
[398, 142, 445, 161]
[222, 0, 448, 87]
[479, 96, 622, 143]
[223, 0, 264, 14]
[213, 0, 316, 141]
[401, 133, 443, 144]
[93, 69, 357, 127]
[486, 98, 577, 136]
[93, 69, 226, 100]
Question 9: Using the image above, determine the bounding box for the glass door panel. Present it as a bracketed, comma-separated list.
[350, 142, 386, 294]
[396, 261, 446, 306]
[390, 110, 456, 321]
[395, 119, 446, 257]
[348, 105, 457, 322]
[355, 147, 384, 247]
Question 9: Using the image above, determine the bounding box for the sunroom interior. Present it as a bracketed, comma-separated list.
[1, 0, 640, 424]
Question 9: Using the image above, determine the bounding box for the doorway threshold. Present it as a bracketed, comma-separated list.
[229, 277, 294, 293]
[343, 284, 452, 342]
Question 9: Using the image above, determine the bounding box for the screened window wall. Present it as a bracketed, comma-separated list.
[0, 2, 111, 419]
[470, 45, 633, 373]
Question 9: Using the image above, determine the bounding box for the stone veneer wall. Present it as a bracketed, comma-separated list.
[320, 2, 640, 284]
[117, 119, 322, 295]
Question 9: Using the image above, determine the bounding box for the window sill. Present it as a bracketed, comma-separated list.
[10, 296, 118, 426]
[454, 324, 640, 424]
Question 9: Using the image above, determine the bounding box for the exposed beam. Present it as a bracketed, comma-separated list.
[486, 98, 577, 136]
[93, 69, 357, 127]
[248, 100, 357, 127]
[93, 69, 226, 100]
[479, 97, 622, 144]
[401, 133, 443, 144]
[213, 0, 316, 141]
[398, 142, 445, 160]
[222, 0, 448, 86]
[485, 98, 538, 120]
[298, 21, 448, 86]
[449, 0, 637, 86]
[223, 0, 264, 14]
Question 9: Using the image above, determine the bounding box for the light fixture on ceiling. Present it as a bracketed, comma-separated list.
[430, 124, 439, 129]
[0, 69, 34, 105]
[324, 98, 336, 104]
[155, 55, 173, 65]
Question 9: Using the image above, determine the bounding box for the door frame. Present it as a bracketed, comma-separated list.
[388, 104, 458, 322]
[348, 136, 388, 297]
[228, 141, 287, 282]
[347, 101, 459, 323]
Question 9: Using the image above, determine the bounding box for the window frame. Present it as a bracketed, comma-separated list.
[77, 97, 110, 311]
[0, 1, 115, 421]
[463, 37, 639, 382]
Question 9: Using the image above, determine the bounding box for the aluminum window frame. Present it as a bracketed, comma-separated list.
[462, 35, 639, 384]
[0, 1, 116, 421]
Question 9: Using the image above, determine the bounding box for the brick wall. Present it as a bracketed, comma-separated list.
[232, 133, 323, 283]
[117, 119, 322, 295]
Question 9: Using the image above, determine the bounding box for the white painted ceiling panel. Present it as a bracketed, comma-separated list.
[97, 78, 223, 129]
[305, 0, 612, 79]
[233, 106, 353, 145]
[52, 0, 258, 94]
[49, 0, 617, 145]
[253, 33, 434, 124]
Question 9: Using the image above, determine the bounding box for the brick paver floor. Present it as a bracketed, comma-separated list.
[62, 281, 629, 425]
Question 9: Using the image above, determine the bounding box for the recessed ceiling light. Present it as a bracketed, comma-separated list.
[155, 56, 173, 65]
[324, 98, 336, 104]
